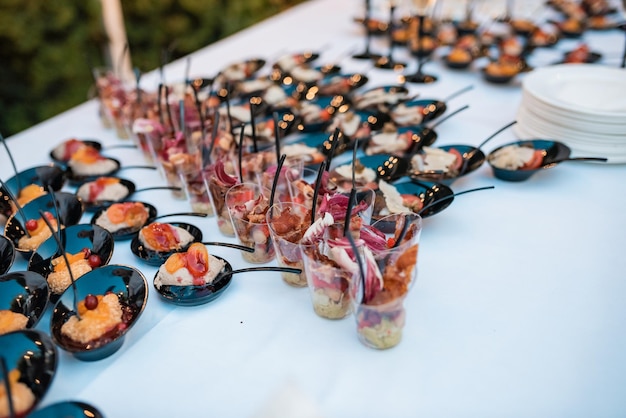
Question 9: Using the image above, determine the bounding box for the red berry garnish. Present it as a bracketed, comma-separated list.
[87, 254, 102, 268]
[25, 219, 38, 231]
[82, 247, 92, 257]
[84, 294, 99, 310]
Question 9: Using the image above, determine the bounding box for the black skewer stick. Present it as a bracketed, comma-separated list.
[0, 132, 22, 192]
[310, 160, 327, 226]
[224, 82, 234, 139]
[238, 124, 245, 184]
[179, 100, 185, 134]
[343, 186, 358, 237]
[164, 85, 175, 133]
[250, 99, 259, 153]
[205, 107, 220, 165]
[39, 208, 81, 320]
[0, 177, 30, 237]
[268, 154, 287, 218]
[190, 80, 205, 136]
[273, 112, 282, 164]
[0, 356, 16, 418]
[133, 67, 142, 105]
[345, 231, 367, 304]
[351, 139, 359, 189]
[157, 84, 165, 127]
[324, 128, 342, 172]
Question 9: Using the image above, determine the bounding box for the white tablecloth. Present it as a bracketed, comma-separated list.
[3, 0, 626, 417]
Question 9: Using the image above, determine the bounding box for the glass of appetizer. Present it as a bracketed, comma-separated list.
[173, 150, 213, 215]
[351, 212, 422, 349]
[287, 167, 337, 209]
[299, 214, 367, 320]
[266, 202, 312, 287]
[203, 158, 239, 237]
[225, 182, 274, 264]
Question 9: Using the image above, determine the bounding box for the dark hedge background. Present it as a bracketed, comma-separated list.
[0, 0, 306, 137]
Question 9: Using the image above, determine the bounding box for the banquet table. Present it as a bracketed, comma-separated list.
[2, 0, 626, 417]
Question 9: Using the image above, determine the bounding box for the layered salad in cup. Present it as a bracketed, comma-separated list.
[351, 215, 421, 349]
[226, 184, 274, 264]
[300, 212, 370, 320]
[205, 159, 239, 237]
[266, 202, 312, 287]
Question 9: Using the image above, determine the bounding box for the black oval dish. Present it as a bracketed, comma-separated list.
[154, 255, 233, 306]
[90, 201, 158, 241]
[350, 85, 411, 112]
[0, 329, 57, 415]
[49, 139, 102, 164]
[65, 157, 121, 186]
[481, 67, 517, 84]
[487, 139, 572, 182]
[130, 222, 203, 266]
[411, 144, 486, 184]
[218, 58, 267, 83]
[29, 401, 105, 418]
[373, 180, 454, 220]
[0, 164, 67, 223]
[0, 235, 16, 274]
[74, 177, 136, 212]
[0, 271, 49, 330]
[28, 223, 115, 302]
[391, 98, 448, 126]
[50, 264, 148, 362]
[4, 192, 85, 260]
[2, 164, 67, 198]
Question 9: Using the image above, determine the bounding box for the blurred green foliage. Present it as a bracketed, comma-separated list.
[0, 0, 305, 137]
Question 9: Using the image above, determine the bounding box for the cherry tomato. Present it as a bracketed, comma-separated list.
[88, 254, 102, 268]
[25, 219, 38, 231]
[84, 294, 99, 310]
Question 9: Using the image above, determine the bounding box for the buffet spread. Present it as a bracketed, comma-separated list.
[1, 0, 626, 416]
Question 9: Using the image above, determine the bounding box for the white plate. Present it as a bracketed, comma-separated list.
[513, 124, 626, 164]
[517, 105, 626, 142]
[523, 64, 626, 119]
[521, 94, 626, 134]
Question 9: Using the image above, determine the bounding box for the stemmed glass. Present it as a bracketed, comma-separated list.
[375, 0, 407, 70]
[403, 0, 438, 83]
[353, 0, 382, 60]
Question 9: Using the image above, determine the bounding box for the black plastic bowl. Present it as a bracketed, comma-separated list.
[50, 264, 148, 362]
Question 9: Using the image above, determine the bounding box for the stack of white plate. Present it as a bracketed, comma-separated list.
[514, 63, 626, 164]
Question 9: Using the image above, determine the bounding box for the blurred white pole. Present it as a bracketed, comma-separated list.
[100, 0, 133, 82]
